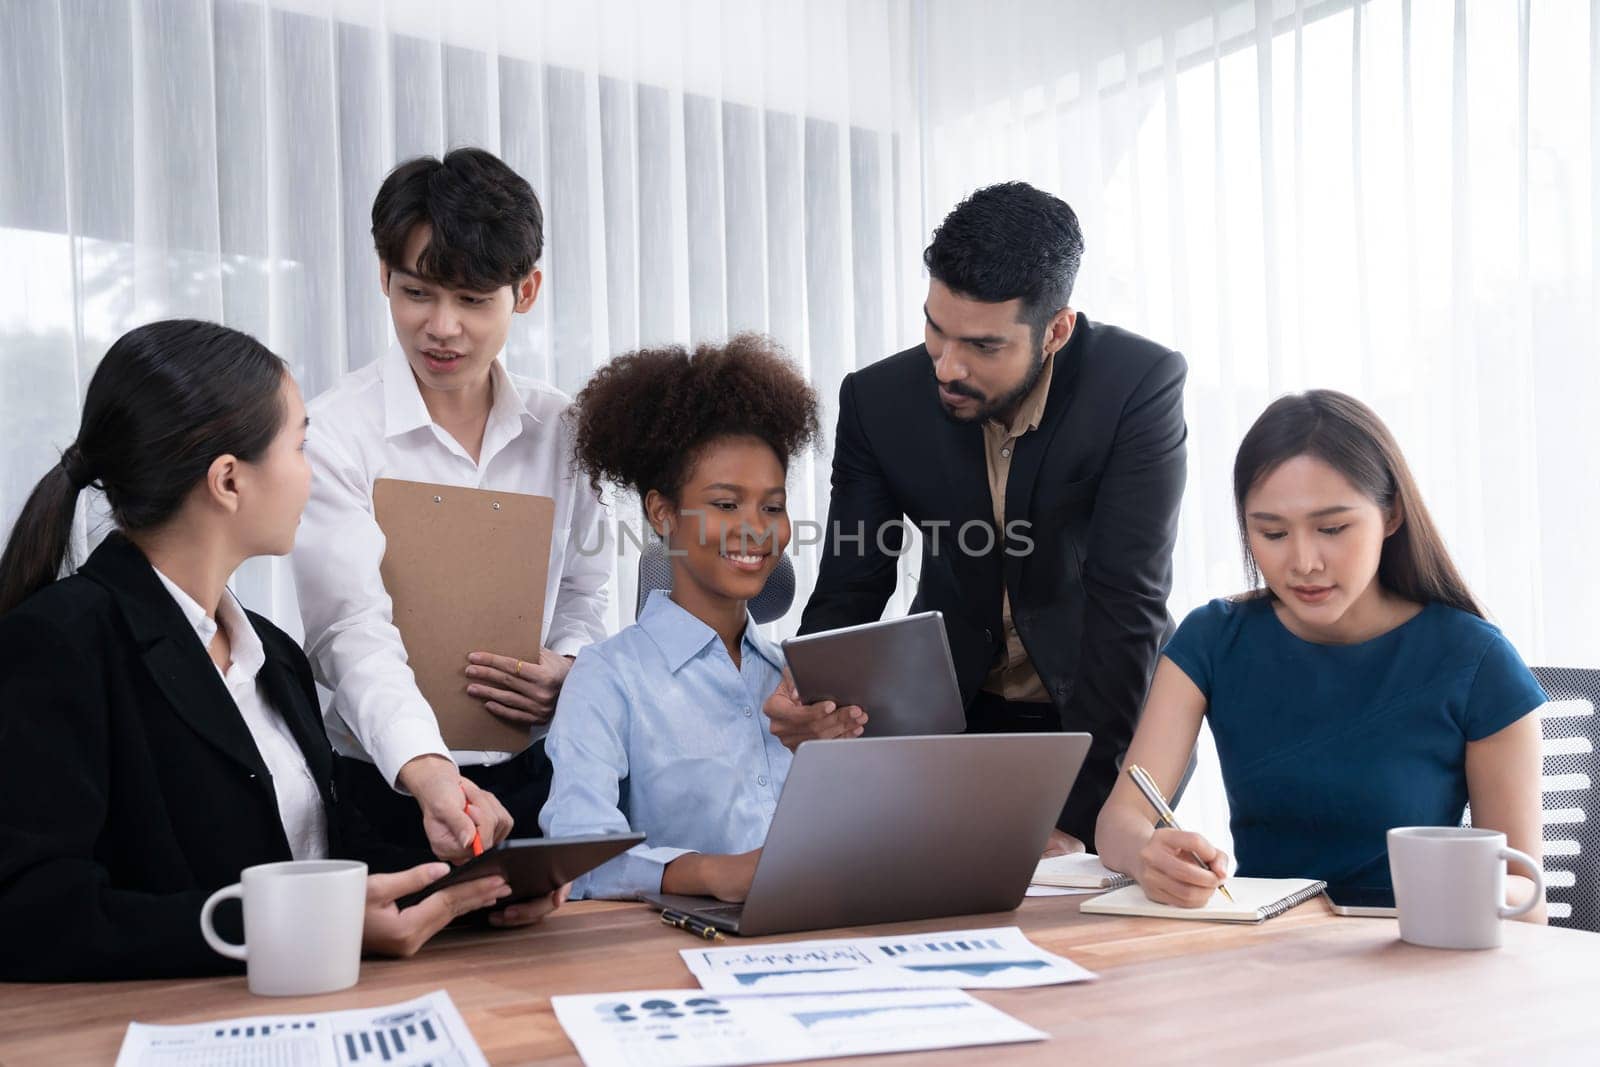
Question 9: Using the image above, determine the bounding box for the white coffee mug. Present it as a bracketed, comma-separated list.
[200, 859, 367, 995]
[1387, 827, 1544, 949]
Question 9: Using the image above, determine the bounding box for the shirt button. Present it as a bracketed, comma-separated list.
[743, 706, 753, 717]
[1000, 447, 1011, 458]
[758, 775, 768, 786]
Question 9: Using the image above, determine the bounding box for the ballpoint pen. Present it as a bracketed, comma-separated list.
[660, 908, 727, 942]
[1127, 763, 1234, 903]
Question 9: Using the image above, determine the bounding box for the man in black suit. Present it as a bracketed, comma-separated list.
[767, 182, 1187, 851]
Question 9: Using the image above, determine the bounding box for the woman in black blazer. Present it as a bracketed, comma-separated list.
[0, 321, 560, 981]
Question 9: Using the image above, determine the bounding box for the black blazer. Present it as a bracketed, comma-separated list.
[799, 315, 1187, 844]
[0, 534, 408, 982]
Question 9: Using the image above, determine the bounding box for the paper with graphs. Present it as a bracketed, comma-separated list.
[113, 990, 485, 1067]
[551, 987, 1045, 1067]
[679, 925, 1095, 994]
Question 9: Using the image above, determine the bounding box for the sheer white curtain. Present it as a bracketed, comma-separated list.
[922, 0, 1600, 839]
[0, 0, 927, 638]
[5, 0, 1598, 841]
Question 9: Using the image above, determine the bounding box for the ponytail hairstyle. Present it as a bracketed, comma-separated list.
[0, 320, 287, 616]
[1232, 389, 1484, 619]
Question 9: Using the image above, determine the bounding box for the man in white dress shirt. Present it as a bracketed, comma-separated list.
[292, 148, 611, 863]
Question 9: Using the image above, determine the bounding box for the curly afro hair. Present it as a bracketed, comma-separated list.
[568, 333, 820, 502]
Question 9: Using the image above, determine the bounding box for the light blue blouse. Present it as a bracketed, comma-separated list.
[539, 590, 792, 899]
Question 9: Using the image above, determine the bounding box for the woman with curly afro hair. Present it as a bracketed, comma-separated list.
[538, 334, 838, 902]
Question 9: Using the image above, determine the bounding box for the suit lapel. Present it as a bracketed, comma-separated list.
[918, 351, 1003, 617]
[924, 352, 996, 530]
[1003, 316, 1090, 533]
[138, 639, 273, 781]
[82, 536, 273, 784]
[258, 653, 335, 806]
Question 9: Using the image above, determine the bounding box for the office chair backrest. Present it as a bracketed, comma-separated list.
[634, 538, 796, 625]
[1529, 667, 1599, 933]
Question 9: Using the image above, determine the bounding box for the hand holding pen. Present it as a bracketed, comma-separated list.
[461, 783, 484, 857]
[1127, 763, 1234, 905]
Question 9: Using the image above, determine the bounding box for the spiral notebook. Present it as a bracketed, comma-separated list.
[1031, 853, 1133, 890]
[1079, 877, 1327, 923]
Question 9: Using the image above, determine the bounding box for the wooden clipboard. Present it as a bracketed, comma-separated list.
[373, 478, 554, 752]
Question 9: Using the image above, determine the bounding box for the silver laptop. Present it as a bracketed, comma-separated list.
[644, 732, 1091, 936]
[780, 612, 966, 736]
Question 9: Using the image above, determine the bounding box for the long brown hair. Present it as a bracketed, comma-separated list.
[1232, 390, 1484, 618]
[0, 320, 286, 616]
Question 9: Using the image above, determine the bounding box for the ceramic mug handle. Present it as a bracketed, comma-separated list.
[1496, 847, 1545, 920]
[200, 883, 248, 961]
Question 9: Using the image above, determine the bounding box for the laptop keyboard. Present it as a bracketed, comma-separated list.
[697, 904, 745, 919]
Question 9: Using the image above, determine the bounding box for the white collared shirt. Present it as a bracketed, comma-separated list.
[152, 569, 329, 862]
[291, 343, 612, 787]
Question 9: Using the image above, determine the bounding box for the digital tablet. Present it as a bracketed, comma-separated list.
[396, 832, 645, 909]
[780, 611, 966, 737]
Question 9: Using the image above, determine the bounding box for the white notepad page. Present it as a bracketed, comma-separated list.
[1080, 877, 1326, 923]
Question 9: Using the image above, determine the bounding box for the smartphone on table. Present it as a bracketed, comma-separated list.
[1323, 884, 1397, 917]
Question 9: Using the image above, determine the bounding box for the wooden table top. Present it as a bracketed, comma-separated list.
[3, 894, 1596, 1065]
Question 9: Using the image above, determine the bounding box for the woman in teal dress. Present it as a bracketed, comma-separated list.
[1095, 390, 1546, 920]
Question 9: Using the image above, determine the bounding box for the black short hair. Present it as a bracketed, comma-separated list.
[371, 147, 543, 293]
[567, 333, 820, 502]
[923, 182, 1084, 339]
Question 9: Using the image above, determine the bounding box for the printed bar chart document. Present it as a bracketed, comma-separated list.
[551, 987, 1046, 1067]
[114, 990, 486, 1067]
[680, 925, 1095, 994]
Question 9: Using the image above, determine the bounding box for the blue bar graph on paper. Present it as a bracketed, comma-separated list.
[337, 1011, 449, 1064]
[217, 1021, 316, 1039]
[879, 936, 1005, 958]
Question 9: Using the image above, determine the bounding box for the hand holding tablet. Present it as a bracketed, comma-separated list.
[396, 832, 645, 910]
[780, 612, 966, 738]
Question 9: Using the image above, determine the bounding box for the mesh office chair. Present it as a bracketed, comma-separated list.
[1528, 667, 1600, 932]
[634, 538, 797, 624]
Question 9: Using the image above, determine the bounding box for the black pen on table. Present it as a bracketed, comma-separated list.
[660, 908, 727, 943]
[1127, 762, 1235, 903]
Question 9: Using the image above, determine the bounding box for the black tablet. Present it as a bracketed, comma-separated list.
[396, 832, 645, 909]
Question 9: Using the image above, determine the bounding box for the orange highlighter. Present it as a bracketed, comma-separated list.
[465, 798, 484, 857]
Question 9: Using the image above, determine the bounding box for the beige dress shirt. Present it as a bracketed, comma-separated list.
[980, 352, 1056, 704]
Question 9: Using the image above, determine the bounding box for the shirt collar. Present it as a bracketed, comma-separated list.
[988, 348, 1056, 440]
[150, 568, 265, 681]
[380, 341, 541, 441]
[637, 589, 785, 674]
